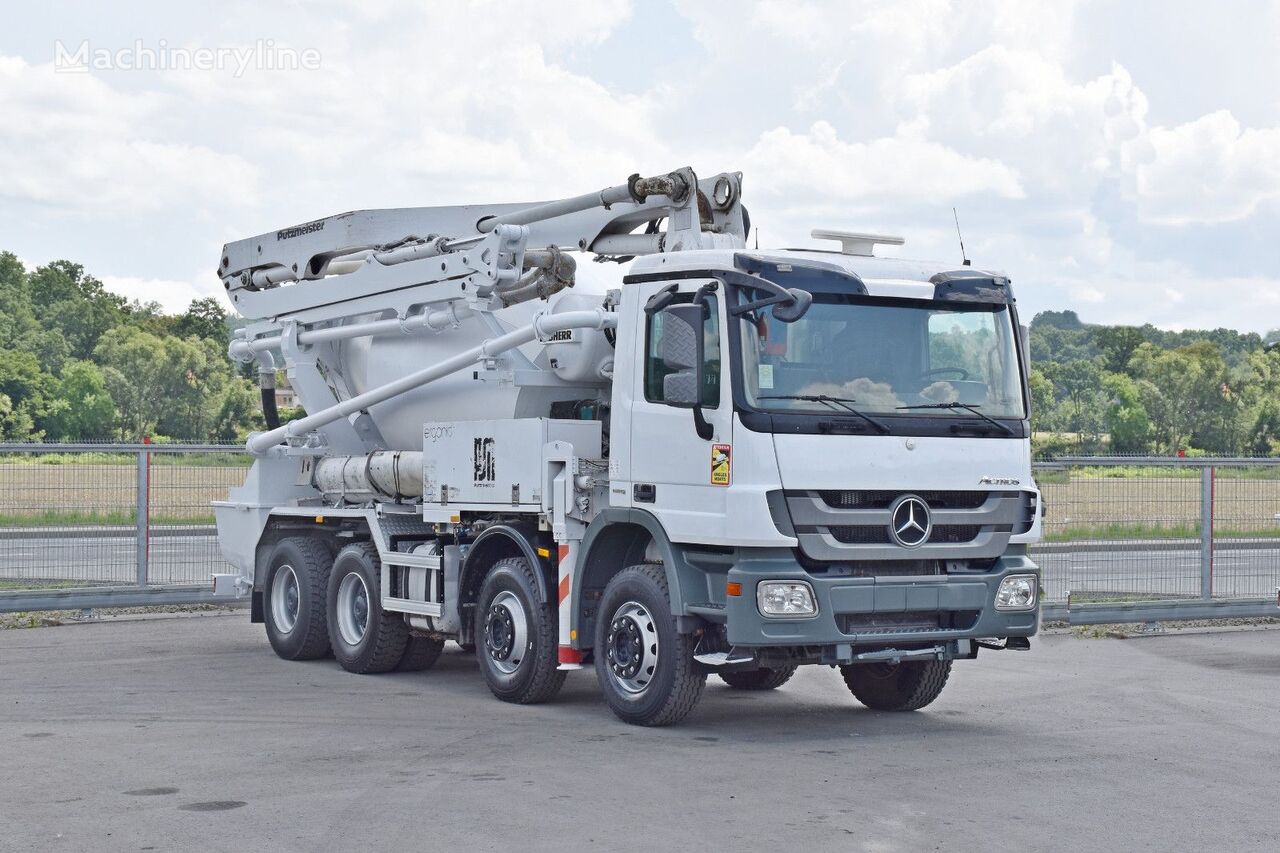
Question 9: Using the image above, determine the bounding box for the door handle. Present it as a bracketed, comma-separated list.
[633, 483, 656, 503]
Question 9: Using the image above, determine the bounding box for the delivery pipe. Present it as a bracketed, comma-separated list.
[245, 308, 617, 454]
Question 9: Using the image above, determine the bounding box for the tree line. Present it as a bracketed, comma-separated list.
[3, 251, 1279, 454]
[1029, 310, 1280, 457]
[0, 252, 261, 443]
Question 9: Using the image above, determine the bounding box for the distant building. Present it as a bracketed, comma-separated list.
[274, 377, 298, 410]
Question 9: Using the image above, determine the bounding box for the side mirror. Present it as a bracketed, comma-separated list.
[660, 303, 705, 408]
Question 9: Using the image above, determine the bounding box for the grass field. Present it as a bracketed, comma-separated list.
[0, 461, 247, 526]
[1, 458, 1278, 540]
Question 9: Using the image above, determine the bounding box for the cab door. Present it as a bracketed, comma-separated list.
[627, 278, 736, 545]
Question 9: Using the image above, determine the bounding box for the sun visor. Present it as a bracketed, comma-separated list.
[734, 253, 868, 295]
[929, 270, 1014, 304]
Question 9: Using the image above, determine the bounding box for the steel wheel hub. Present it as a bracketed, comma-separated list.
[485, 591, 528, 675]
[605, 601, 660, 695]
[336, 572, 370, 647]
[270, 565, 300, 634]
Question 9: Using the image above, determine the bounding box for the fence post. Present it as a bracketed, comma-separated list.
[136, 438, 151, 588]
[1199, 465, 1214, 600]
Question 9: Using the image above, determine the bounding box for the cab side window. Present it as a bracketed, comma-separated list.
[644, 294, 720, 407]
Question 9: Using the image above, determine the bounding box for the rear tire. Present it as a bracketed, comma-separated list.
[396, 636, 446, 672]
[326, 543, 409, 674]
[263, 537, 332, 661]
[594, 564, 705, 726]
[719, 665, 797, 691]
[840, 659, 952, 711]
[475, 557, 565, 704]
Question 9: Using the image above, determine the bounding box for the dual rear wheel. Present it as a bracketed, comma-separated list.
[262, 537, 443, 673]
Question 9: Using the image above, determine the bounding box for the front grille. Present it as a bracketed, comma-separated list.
[819, 490, 997, 510]
[788, 487, 1033, 562]
[828, 524, 994, 545]
[838, 610, 980, 635]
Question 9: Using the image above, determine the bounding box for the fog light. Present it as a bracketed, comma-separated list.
[995, 574, 1038, 611]
[757, 581, 817, 618]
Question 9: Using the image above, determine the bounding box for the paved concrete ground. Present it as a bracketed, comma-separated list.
[1, 617, 1278, 852]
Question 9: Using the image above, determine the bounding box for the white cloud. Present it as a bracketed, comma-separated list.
[743, 120, 1024, 203]
[100, 274, 227, 314]
[1138, 110, 1280, 225]
[0, 56, 259, 213]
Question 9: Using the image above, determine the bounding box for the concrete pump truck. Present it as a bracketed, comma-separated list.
[212, 167, 1042, 725]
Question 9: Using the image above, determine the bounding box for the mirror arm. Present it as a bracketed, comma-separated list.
[690, 282, 718, 442]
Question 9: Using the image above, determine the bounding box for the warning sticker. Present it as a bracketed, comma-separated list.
[710, 443, 732, 486]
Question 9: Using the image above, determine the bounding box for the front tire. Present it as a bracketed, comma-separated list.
[594, 564, 705, 726]
[840, 659, 952, 711]
[264, 537, 332, 661]
[475, 557, 565, 704]
[326, 543, 409, 674]
[719, 665, 797, 691]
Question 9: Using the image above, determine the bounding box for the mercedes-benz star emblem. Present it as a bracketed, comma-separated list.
[888, 495, 932, 548]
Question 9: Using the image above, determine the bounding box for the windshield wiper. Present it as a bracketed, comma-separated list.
[895, 402, 1015, 436]
[758, 394, 890, 434]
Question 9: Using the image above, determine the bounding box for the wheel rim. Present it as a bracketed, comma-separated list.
[270, 565, 300, 634]
[605, 601, 660, 695]
[484, 591, 528, 675]
[336, 572, 370, 647]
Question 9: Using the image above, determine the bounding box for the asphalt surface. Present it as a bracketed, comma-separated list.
[1, 616, 1278, 852]
[3, 532, 1279, 599]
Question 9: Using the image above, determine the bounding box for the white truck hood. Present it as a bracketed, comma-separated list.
[771, 433, 1033, 493]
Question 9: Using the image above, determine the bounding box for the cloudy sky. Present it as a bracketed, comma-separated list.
[3, 0, 1278, 331]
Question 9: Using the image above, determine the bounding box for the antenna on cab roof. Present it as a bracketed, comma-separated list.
[953, 207, 971, 266]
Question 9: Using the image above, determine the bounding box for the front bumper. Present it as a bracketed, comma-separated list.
[722, 552, 1040, 650]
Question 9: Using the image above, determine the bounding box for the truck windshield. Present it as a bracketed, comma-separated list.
[737, 294, 1026, 420]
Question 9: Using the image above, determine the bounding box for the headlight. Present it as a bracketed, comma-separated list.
[757, 581, 818, 618]
[995, 574, 1038, 611]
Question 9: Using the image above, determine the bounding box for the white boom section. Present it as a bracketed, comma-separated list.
[220, 167, 746, 321]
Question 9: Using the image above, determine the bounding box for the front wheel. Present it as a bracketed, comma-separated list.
[594, 564, 705, 726]
[840, 659, 952, 711]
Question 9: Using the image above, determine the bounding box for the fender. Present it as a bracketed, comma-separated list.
[574, 507, 711, 631]
[462, 523, 555, 603]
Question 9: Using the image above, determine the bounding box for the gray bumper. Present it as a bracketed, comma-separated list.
[722, 553, 1040, 649]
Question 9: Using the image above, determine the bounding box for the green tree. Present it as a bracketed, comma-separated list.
[175, 297, 231, 349]
[1042, 358, 1104, 449]
[44, 360, 117, 440]
[1130, 341, 1233, 453]
[1101, 372, 1152, 453]
[1027, 367, 1056, 433]
[1095, 326, 1146, 373]
[26, 261, 128, 360]
[0, 349, 54, 439]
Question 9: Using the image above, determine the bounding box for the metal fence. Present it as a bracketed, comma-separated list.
[1, 445, 1277, 623]
[0, 442, 249, 613]
[1034, 457, 1280, 623]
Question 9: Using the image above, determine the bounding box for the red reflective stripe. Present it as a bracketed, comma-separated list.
[558, 544, 570, 562]
[558, 574, 571, 604]
[558, 646, 583, 664]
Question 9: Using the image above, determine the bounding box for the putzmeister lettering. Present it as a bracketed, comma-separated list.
[276, 220, 326, 240]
